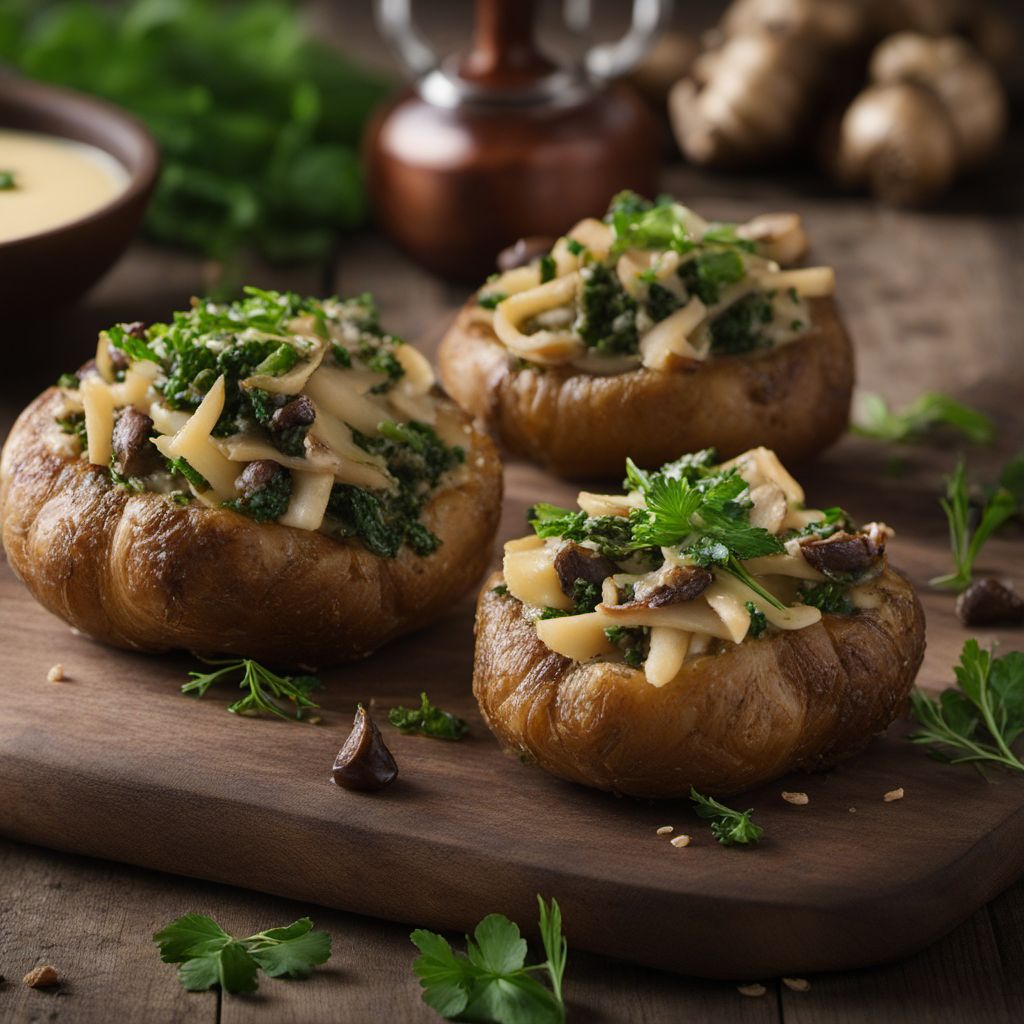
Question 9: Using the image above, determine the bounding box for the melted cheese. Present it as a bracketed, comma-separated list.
[645, 627, 691, 686]
[304, 364, 390, 435]
[278, 470, 334, 531]
[535, 611, 615, 662]
[640, 297, 709, 370]
[80, 376, 115, 467]
[503, 544, 571, 611]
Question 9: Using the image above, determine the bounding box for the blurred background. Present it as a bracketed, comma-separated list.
[2, 0, 1020, 296]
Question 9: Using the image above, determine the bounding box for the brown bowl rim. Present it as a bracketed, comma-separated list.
[0, 75, 160, 252]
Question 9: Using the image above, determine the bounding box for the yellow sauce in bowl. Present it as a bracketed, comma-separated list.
[0, 128, 129, 244]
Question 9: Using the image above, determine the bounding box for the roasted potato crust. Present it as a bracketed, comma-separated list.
[438, 296, 853, 478]
[473, 568, 925, 798]
[0, 389, 503, 667]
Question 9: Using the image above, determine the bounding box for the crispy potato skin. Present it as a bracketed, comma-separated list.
[0, 389, 502, 668]
[439, 297, 853, 478]
[473, 569, 925, 798]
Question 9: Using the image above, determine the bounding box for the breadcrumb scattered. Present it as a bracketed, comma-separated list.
[23, 965, 60, 988]
[783, 977, 810, 992]
[884, 787, 904, 802]
[46, 664, 65, 683]
[737, 983, 766, 997]
[670, 834, 691, 848]
[656, 825, 674, 836]
[781, 791, 809, 805]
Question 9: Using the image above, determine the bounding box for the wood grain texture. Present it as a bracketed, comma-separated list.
[1, 161, 1023, 982]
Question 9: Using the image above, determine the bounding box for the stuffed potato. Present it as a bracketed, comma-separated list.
[473, 447, 925, 797]
[0, 290, 502, 667]
[438, 193, 853, 478]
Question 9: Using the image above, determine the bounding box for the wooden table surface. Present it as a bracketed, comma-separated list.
[2, 3, 1024, 1012]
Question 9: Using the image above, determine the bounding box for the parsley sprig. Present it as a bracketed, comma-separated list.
[411, 897, 567, 1024]
[182, 658, 322, 722]
[909, 640, 1024, 774]
[853, 392, 995, 445]
[389, 693, 469, 741]
[690, 789, 764, 846]
[154, 913, 331, 994]
[931, 460, 1019, 591]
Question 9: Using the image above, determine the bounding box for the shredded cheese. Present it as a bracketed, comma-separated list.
[278, 470, 334, 531]
[80, 376, 115, 467]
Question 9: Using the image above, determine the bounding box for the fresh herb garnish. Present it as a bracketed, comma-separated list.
[701, 223, 756, 252]
[690, 789, 763, 846]
[931, 460, 1018, 591]
[410, 896, 567, 1023]
[853, 392, 995, 445]
[706, 291, 773, 355]
[606, 190, 694, 257]
[909, 640, 1024, 775]
[182, 658, 321, 721]
[565, 238, 584, 256]
[745, 601, 767, 637]
[0, 169, 15, 190]
[645, 281, 681, 323]
[153, 913, 330, 994]
[56, 371, 80, 389]
[539, 254, 556, 283]
[678, 249, 746, 306]
[56, 411, 88, 448]
[223, 469, 293, 523]
[491, 584, 510, 597]
[389, 692, 469, 741]
[3, 0, 388, 269]
[604, 625, 649, 667]
[479, 292, 507, 310]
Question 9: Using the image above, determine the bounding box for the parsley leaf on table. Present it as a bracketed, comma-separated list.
[853, 392, 995, 445]
[182, 658, 322, 722]
[690, 789, 764, 847]
[389, 693, 469, 741]
[411, 897, 567, 1023]
[931, 460, 1019, 591]
[154, 914, 330, 994]
[909, 640, 1024, 775]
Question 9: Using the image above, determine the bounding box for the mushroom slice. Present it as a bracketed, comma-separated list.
[721, 446, 805, 505]
[748, 482, 788, 534]
[753, 266, 835, 298]
[645, 627, 691, 687]
[535, 611, 615, 662]
[242, 334, 326, 395]
[738, 212, 808, 266]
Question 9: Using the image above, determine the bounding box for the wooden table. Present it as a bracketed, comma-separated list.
[2, 67, 1024, 1024]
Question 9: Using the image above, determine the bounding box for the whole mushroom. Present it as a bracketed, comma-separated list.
[832, 82, 958, 205]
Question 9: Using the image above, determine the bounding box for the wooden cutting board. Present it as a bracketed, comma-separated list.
[1, 431, 1022, 980]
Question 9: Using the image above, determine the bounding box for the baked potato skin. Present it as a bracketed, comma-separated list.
[439, 297, 854, 478]
[0, 389, 503, 668]
[473, 568, 925, 798]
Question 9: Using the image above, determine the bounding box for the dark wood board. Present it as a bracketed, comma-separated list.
[1, 166, 1023, 983]
[0, 429, 1022, 980]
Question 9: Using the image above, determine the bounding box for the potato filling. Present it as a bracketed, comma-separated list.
[498, 447, 891, 688]
[51, 289, 467, 557]
[474, 192, 834, 373]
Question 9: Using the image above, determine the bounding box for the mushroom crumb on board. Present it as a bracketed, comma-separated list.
[656, 825, 674, 836]
[670, 834, 692, 848]
[23, 965, 60, 988]
[46, 664, 65, 683]
[737, 983, 767, 997]
[782, 791, 809, 805]
[884, 787, 905, 802]
[783, 977, 811, 992]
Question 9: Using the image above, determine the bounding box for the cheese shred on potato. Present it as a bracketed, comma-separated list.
[49, 290, 467, 554]
[474, 191, 835, 374]
[500, 446, 888, 689]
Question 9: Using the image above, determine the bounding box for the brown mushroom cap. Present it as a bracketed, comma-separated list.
[869, 33, 1007, 168]
[833, 82, 958, 205]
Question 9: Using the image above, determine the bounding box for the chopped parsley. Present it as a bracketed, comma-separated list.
[0, 169, 15, 190]
[605, 625, 649, 667]
[224, 468, 293, 523]
[388, 692, 469, 741]
[539, 254, 556, 283]
[478, 291, 506, 310]
[690, 789, 763, 846]
[800, 581, 854, 614]
[708, 291, 774, 355]
[574, 263, 638, 355]
[678, 249, 746, 306]
[746, 601, 767, 638]
[645, 281, 681, 323]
